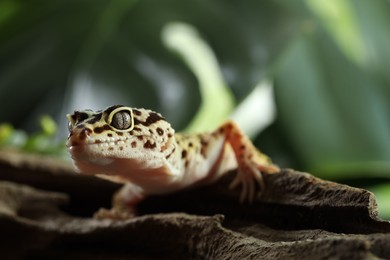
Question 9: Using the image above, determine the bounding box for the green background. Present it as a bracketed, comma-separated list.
[1, 0, 389, 218]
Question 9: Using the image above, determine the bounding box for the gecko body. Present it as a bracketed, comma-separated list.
[67, 105, 279, 218]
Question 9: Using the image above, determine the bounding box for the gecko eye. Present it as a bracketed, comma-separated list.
[109, 108, 134, 131]
[111, 111, 132, 130]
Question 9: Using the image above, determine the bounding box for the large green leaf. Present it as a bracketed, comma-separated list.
[0, 0, 296, 132]
[273, 13, 390, 179]
[353, 0, 390, 91]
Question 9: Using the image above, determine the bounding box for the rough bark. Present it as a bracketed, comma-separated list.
[0, 150, 389, 259]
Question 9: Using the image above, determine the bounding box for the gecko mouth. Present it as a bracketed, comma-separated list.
[66, 134, 129, 148]
[67, 141, 118, 166]
[66, 135, 136, 165]
[67, 140, 127, 154]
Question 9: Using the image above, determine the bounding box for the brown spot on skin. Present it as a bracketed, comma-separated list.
[156, 127, 164, 136]
[201, 147, 207, 158]
[200, 138, 209, 146]
[168, 133, 173, 138]
[117, 132, 123, 136]
[94, 127, 104, 134]
[200, 138, 208, 157]
[144, 140, 156, 149]
[119, 146, 124, 151]
[137, 136, 143, 141]
[95, 139, 102, 144]
[188, 142, 193, 147]
[72, 111, 89, 123]
[240, 145, 246, 150]
[145, 112, 165, 126]
[133, 118, 140, 125]
[86, 113, 103, 124]
[134, 112, 165, 126]
[104, 105, 124, 115]
[94, 125, 111, 134]
[185, 160, 189, 168]
[131, 141, 137, 148]
[181, 150, 187, 159]
[165, 147, 176, 159]
[149, 129, 153, 134]
[108, 147, 114, 151]
[107, 133, 113, 137]
[133, 109, 142, 116]
[133, 127, 142, 132]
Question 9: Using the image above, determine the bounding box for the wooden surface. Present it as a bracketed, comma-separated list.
[0, 150, 389, 259]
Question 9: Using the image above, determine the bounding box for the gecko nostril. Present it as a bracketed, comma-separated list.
[79, 128, 92, 140]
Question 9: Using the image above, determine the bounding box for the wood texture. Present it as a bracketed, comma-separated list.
[0, 150, 389, 259]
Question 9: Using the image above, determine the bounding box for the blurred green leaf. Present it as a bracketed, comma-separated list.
[370, 183, 390, 220]
[0, 123, 13, 143]
[305, 0, 366, 65]
[0, 123, 27, 148]
[273, 9, 390, 179]
[162, 22, 235, 132]
[1, 116, 65, 158]
[0, 0, 18, 25]
[40, 115, 57, 136]
[352, 0, 390, 90]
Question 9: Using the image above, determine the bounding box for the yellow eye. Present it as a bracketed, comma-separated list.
[107, 107, 134, 131]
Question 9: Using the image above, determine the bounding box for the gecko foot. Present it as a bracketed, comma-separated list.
[94, 183, 144, 220]
[229, 162, 279, 203]
[94, 207, 137, 220]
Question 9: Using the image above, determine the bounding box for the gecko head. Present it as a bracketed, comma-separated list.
[66, 105, 175, 176]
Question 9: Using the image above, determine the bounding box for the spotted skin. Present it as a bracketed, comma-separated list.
[67, 105, 279, 219]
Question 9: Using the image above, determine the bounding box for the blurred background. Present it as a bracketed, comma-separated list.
[0, 0, 389, 218]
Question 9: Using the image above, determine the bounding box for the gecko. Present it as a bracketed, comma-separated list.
[66, 105, 279, 219]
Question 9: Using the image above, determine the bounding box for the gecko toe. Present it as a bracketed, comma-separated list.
[229, 174, 241, 190]
[239, 179, 248, 203]
[248, 181, 254, 204]
[230, 161, 270, 203]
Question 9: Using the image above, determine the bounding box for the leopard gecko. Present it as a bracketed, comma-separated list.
[66, 105, 279, 218]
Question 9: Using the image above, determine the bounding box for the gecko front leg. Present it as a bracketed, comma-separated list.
[94, 183, 144, 220]
[214, 120, 279, 203]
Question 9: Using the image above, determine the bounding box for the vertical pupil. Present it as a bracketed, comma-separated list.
[112, 111, 131, 129]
